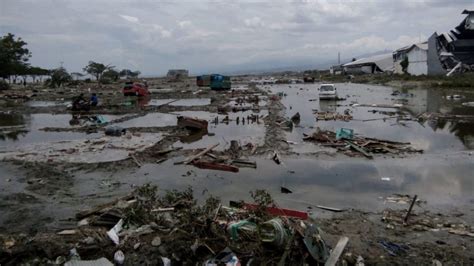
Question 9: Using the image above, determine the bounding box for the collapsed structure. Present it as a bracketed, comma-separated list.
[342, 53, 394, 74]
[394, 10, 474, 76]
[166, 69, 189, 81]
[334, 10, 474, 76]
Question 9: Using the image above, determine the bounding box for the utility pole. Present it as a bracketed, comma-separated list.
[338, 52, 340, 65]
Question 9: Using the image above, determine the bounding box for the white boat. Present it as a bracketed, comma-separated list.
[319, 84, 338, 100]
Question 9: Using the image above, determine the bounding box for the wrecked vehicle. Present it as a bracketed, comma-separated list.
[318, 83, 338, 100]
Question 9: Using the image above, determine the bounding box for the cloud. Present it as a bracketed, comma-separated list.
[0, 0, 472, 75]
[119, 14, 139, 23]
[178, 20, 192, 29]
[244, 17, 265, 28]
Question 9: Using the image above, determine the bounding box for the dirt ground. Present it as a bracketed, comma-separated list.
[0, 75, 473, 265]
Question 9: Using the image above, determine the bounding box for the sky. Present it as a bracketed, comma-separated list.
[1, 0, 473, 76]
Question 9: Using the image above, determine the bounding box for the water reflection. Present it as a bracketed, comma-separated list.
[265, 83, 474, 152]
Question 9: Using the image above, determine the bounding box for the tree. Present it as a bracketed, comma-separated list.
[0, 33, 31, 80]
[102, 69, 120, 81]
[119, 69, 132, 79]
[83, 61, 113, 82]
[400, 57, 409, 74]
[49, 67, 71, 88]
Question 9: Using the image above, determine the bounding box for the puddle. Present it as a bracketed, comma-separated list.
[147, 98, 211, 107]
[265, 83, 474, 153]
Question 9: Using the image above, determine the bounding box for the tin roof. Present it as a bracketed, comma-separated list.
[342, 53, 394, 72]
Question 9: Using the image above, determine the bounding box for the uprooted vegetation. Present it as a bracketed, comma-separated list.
[0, 185, 330, 265]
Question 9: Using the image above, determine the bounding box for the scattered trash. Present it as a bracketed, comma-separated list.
[325, 236, 349, 266]
[336, 128, 354, 140]
[151, 236, 161, 246]
[177, 115, 208, 130]
[204, 247, 240, 266]
[315, 111, 352, 121]
[64, 258, 114, 266]
[280, 186, 293, 194]
[113, 250, 125, 265]
[104, 126, 126, 136]
[379, 240, 409, 256]
[291, 112, 301, 123]
[106, 219, 123, 246]
[304, 128, 422, 157]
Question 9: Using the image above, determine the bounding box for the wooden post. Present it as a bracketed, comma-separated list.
[404, 195, 418, 224]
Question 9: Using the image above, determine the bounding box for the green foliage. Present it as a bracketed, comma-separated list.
[49, 67, 71, 88]
[400, 57, 409, 73]
[0, 80, 10, 90]
[83, 61, 113, 82]
[0, 33, 31, 79]
[102, 69, 120, 81]
[120, 69, 141, 79]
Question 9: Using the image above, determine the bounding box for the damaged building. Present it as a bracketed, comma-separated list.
[393, 10, 474, 76]
[166, 69, 189, 81]
[342, 53, 394, 74]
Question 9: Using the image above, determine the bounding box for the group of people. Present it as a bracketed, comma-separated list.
[72, 93, 98, 111]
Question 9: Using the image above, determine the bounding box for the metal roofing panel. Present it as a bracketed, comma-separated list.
[343, 53, 394, 71]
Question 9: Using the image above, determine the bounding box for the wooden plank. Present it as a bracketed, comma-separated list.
[174, 143, 219, 165]
[325, 236, 349, 266]
[316, 205, 343, 212]
[192, 161, 239, 172]
[404, 195, 418, 224]
[345, 141, 373, 159]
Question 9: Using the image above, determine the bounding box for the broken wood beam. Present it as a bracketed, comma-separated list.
[174, 143, 219, 165]
[345, 141, 373, 159]
[404, 195, 418, 224]
[192, 160, 239, 172]
[325, 236, 349, 266]
[231, 159, 257, 168]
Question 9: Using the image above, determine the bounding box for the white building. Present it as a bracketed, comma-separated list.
[393, 42, 428, 75]
[342, 53, 394, 74]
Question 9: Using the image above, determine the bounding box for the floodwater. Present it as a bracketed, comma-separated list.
[147, 98, 211, 106]
[1, 82, 474, 232]
[114, 110, 267, 150]
[174, 110, 267, 150]
[264, 83, 474, 153]
[27, 100, 71, 107]
[0, 113, 121, 151]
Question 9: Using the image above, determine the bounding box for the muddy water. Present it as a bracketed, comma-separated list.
[147, 98, 211, 106]
[264, 83, 474, 152]
[1, 83, 474, 232]
[114, 110, 267, 150]
[27, 100, 71, 107]
[0, 113, 121, 151]
[174, 110, 267, 150]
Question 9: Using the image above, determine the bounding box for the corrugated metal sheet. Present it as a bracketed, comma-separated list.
[343, 53, 394, 72]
